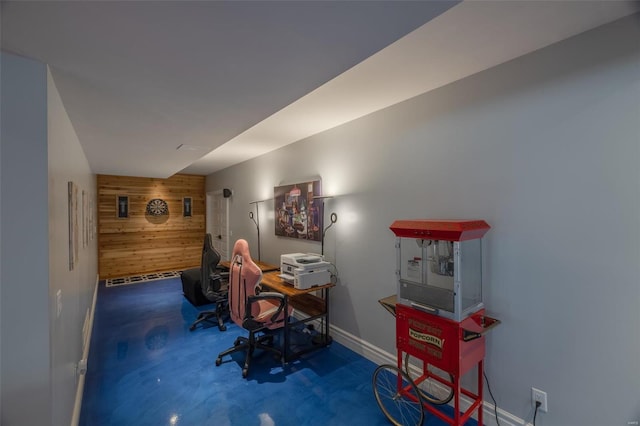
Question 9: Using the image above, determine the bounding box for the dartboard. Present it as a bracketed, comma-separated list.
[146, 198, 168, 216]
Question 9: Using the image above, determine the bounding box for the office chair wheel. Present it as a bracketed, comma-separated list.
[403, 353, 454, 405]
[215, 357, 222, 366]
[219, 324, 227, 331]
[373, 364, 424, 426]
[189, 325, 196, 331]
[242, 368, 248, 378]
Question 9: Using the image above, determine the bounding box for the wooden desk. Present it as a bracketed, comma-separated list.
[219, 260, 279, 273]
[260, 271, 335, 362]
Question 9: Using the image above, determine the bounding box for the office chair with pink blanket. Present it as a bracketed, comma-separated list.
[215, 239, 290, 378]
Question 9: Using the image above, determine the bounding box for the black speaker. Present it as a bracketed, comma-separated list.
[223, 188, 232, 198]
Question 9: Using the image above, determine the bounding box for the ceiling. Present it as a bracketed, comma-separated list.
[2, 1, 638, 178]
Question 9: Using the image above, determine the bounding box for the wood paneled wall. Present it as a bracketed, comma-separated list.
[98, 174, 205, 279]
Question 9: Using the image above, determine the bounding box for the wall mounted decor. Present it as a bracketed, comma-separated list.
[183, 197, 192, 217]
[82, 190, 87, 248]
[89, 193, 94, 241]
[274, 180, 322, 241]
[68, 181, 79, 270]
[146, 198, 169, 216]
[117, 195, 129, 218]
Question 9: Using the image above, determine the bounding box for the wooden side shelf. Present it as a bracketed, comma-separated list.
[287, 293, 326, 317]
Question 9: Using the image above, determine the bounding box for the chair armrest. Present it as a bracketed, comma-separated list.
[246, 292, 286, 324]
[208, 273, 223, 291]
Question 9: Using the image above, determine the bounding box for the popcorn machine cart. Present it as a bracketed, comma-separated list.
[373, 220, 500, 426]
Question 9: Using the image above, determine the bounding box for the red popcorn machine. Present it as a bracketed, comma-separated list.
[374, 220, 500, 426]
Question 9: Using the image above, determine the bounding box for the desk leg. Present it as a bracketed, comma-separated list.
[324, 288, 332, 344]
[283, 296, 290, 363]
[313, 287, 332, 346]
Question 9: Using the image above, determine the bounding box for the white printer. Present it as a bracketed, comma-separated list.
[280, 253, 331, 289]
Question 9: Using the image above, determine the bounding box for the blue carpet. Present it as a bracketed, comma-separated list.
[79, 278, 477, 426]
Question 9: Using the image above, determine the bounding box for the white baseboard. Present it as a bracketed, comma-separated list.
[328, 321, 397, 366]
[71, 274, 99, 426]
[328, 322, 528, 426]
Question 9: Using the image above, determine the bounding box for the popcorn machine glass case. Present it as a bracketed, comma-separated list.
[390, 220, 490, 321]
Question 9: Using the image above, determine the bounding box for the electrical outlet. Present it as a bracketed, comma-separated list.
[532, 387, 548, 412]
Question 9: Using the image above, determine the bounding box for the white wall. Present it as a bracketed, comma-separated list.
[0, 52, 51, 425]
[47, 68, 98, 426]
[207, 15, 640, 425]
[0, 52, 98, 426]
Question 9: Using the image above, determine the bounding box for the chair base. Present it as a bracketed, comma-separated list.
[215, 330, 282, 378]
[189, 304, 228, 332]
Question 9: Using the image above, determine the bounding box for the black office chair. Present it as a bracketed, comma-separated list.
[181, 233, 228, 331]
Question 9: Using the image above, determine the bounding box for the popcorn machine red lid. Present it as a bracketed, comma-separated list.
[389, 219, 490, 241]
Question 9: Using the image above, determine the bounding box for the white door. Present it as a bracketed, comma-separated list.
[207, 191, 230, 261]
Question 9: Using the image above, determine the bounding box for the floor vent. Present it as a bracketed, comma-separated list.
[105, 271, 182, 287]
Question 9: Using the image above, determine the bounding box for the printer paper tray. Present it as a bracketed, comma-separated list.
[278, 274, 294, 284]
